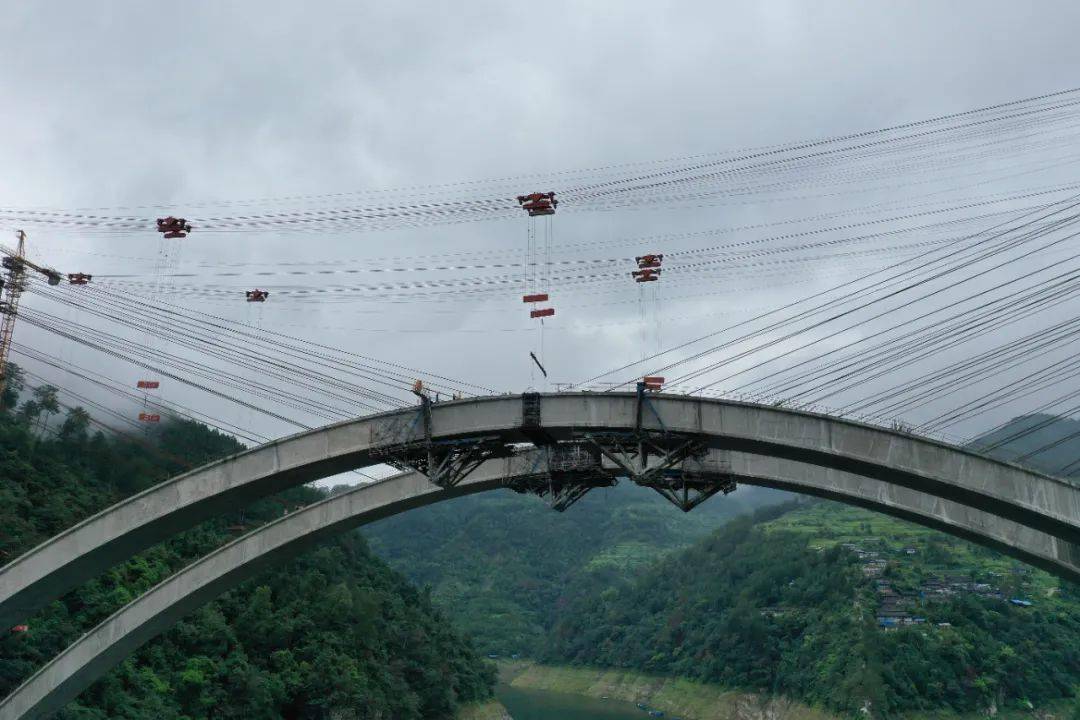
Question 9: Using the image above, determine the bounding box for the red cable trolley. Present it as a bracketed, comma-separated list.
[138, 412, 161, 423]
[516, 192, 557, 217]
[245, 289, 270, 302]
[156, 217, 192, 239]
[136, 380, 160, 389]
[642, 376, 665, 391]
[67, 273, 92, 285]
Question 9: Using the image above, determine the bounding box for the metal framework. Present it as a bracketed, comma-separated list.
[0, 231, 73, 407]
[584, 383, 737, 510]
[0, 232, 27, 405]
[649, 453, 737, 511]
[370, 395, 512, 488]
[371, 386, 738, 512]
[505, 442, 616, 511]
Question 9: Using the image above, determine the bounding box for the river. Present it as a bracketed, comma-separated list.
[496, 683, 670, 719]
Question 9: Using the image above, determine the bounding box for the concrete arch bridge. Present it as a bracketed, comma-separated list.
[2, 391, 1080, 720]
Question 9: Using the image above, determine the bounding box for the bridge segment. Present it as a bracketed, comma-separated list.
[2, 449, 1078, 720]
[3, 391, 1079, 631]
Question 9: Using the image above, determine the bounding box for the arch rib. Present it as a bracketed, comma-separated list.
[2, 393, 1078, 631]
[3, 450, 1078, 720]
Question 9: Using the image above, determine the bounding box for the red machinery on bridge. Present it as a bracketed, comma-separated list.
[516, 191, 557, 217]
[67, 273, 92, 285]
[523, 293, 554, 318]
[632, 252, 664, 359]
[632, 268, 661, 282]
[517, 192, 558, 382]
[517, 192, 557, 319]
[156, 217, 192, 239]
[633, 253, 664, 282]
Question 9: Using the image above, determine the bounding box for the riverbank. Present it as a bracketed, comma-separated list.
[458, 698, 514, 720]
[502, 661, 833, 720]
[500, 662, 1079, 720]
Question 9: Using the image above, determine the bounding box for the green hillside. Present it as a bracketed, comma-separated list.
[543, 498, 1080, 717]
[0, 383, 494, 720]
[365, 408, 1080, 696]
[365, 481, 789, 655]
[967, 414, 1080, 473]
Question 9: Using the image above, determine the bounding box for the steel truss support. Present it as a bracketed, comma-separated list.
[504, 442, 616, 511]
[371, 391, 736, 508]
[370, 396, 510, 488]
[425, 438, 509, 488]
[589, 432, 705, 482]
[649, 481, 730, 512]
[582, 383, 738, 511]
[648, 461, 737, 512]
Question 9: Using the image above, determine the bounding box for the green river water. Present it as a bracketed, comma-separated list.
[496, 683, 670, 719]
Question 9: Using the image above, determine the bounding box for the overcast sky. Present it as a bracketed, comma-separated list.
[3, 1, 1080, 452]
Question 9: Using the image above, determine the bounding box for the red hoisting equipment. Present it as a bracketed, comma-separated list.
[516, 192, 557, 217]
[156, 217, 192, 239]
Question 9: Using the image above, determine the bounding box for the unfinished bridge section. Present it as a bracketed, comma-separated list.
[3, 391, 1079, 635]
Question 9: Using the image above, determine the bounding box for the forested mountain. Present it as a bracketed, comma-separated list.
[365, 481, 789, 655]
[544, 498, 1080, 715]
[0, 380, 493, 720]
[9, 373, 1079, 720]
[967, 413, 1080, 474]
[369, 412, 1080, 717]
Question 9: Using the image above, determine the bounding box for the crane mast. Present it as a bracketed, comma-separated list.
[0, 230, 27, 403]
[0, 230, 64, 405]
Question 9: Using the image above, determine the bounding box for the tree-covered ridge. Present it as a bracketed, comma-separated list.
[543, 500, 1080, 717]
[967, 413, 1080, 472]
[0, 387, 494, 720]
[365, 481, 788, 656]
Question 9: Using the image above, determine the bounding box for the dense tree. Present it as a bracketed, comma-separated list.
[0, 361, 24, 410]
[16, 398, 40, 427]
[31, 384, 59, 435]
[58, 406, 91, 444]
[543, 501, 1080, 717]
[366, 480, 789, 656]
[0, 408, 493, 719]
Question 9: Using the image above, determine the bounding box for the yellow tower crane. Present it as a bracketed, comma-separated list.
[0, 230, 64, 403]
